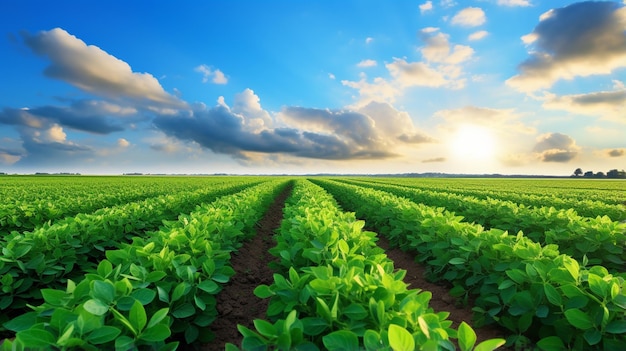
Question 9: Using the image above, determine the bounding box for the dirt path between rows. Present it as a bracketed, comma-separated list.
[203, 184, 293, 350]
[377, 234, 511, 348]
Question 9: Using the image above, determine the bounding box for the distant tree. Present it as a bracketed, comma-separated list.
[584, 171, 594, 177]
[607, 169, 626, 179]
[574, 168, 583, 177]
[595, 171, 606, 178]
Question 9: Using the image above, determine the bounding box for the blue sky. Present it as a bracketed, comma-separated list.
[0, 0, 624, 175]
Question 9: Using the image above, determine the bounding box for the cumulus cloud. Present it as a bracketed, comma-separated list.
[419, 28, 474, 64]
[21, 28, 184, 108]
[420, 1, 433, 13]
[341, 74, 400, 105]
[468, 30, 489, 41]
[542, 84, 626, 123]
[0, 145, 23, 165]
[386, 58, 448, 87]
[365, 37, 374, 44]
[506, 2, 626, 92]
[195, 64, 228, 84]
[357, 59, 377, 68]
[533, 132, 580, 162]
[497, 0, 531, 6]
[153, 92, 433, 161]
[451, 7, 486, 27]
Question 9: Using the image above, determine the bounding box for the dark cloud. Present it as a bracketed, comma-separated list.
[0, 103, 126, 135]
[507, 1, 626, 92]
[153, 104, 397, 160]
[14, 138, 93, 167]
[540, 150, 578, 163]
[608, 149, 625, 157]
[534, 132, 579, 163]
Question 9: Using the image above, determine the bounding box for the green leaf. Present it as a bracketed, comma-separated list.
[92, 280, 116, 304]
[605, 320, 626, 334]
[564, 309, 593, 330]
[41, 288, 69, 306]
[198, 279, 219, 294]
[130, 300, 147, 332]
[543, 284, 562, 306]
[388, 324, 415, 351]
[147, 308, 170, 329]
[363, 330, 381, 351]
[84, 298, 109, 316]
[583, 329, 601, 346]
[536, 336, 565, 351]
[4, 312, 38, 332]
[171, 303, 195, 319]
[87, 326, 122, 344]
[115, 335, 134, 350]
[253, 319, 277, 338]
[322, 330, 359, 351]
[141, 324, 171, 342]
[253, 284, 274, 299]
[457, 322, 476, 351]
[97, 260, 113, 277]
[131, 288, 156, 305]
[474, 338, 506, 351]
[16, 329, 55, 347]
[449, 257, 466, 265]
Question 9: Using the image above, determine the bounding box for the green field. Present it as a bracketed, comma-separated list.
[0, 176, 624, 350]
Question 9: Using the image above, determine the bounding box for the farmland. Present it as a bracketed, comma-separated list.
[0, 175, 624, 350]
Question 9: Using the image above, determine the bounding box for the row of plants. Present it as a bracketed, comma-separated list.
[339, 179, 626, 273]
[2, 179, 289, 350]
[229, 179, 505, 350]
[363, 178, 626, 221]
[313, 179, 626, 351]
[0, 176, 241, 234]
[0, 179, 262, 329]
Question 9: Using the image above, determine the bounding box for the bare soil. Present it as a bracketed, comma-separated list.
[198, 184, 510, 350]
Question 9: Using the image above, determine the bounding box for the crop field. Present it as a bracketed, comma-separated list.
[0, 175, 624, 350]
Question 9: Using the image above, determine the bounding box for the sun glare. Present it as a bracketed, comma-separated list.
[450, 125, 496, 161]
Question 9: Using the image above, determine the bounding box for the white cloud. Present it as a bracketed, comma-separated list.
[386, 58, 448, 88]
[451, 7, 486, 27]
[419, 28, 474, 64]
[506, 2, 626, 93]
[542, 85, 626, 123]
[468, 30, 488, 41]
[231, 88, 273, 132]
[440, 0, 456, 9]
[328, 73, 336, 80]
[497, 0, 531, 6]
[365, 37, 374, 44]
[195, 64, 228, 85]
[22, 28, 183, 108]
[420, 1, 433, 13]
[117, 138, 130, 148]
[357, 59, 378, 68]
[341, 75, 400, 106]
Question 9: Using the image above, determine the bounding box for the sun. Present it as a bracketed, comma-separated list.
[450, 125, 496, 161]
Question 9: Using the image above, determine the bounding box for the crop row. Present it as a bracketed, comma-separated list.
[312, 179, 626, 350]
[230, 179, 505, 351]
[362, 178, 626, 220]
[2, 179, 289, 350]
[338, 178, 626, 272]
[0, 176, 245, 234]
[0, 179, 261, 329]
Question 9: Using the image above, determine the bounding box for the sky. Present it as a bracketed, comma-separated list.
[0, 0, 625, 175]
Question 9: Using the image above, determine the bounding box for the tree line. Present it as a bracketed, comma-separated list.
[572, 168, 626, 179]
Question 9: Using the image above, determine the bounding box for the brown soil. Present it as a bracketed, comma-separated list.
[202, 184, 293, 350]
[376, 235, 511, 348]
[197, 182, 509, 350]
